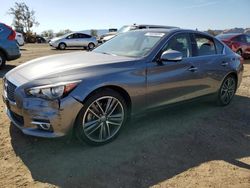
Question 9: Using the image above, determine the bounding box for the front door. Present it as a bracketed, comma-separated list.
[146, 33, 204, 109]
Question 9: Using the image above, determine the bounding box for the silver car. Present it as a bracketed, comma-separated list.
[3, 29, 243, 145]
[49, 32, 97, 50]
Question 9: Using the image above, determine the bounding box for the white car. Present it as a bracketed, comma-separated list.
[49, 32, 98, 50]
[15, 32, 25, 46]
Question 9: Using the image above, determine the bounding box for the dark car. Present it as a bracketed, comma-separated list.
[0, 23, 21, 69]
[3, 29, 243, 145]
[217, 33, 250, 58]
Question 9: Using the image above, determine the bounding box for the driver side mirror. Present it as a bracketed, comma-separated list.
[160, 50, 183, 62]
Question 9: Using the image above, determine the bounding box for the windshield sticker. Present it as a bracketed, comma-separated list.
[145, 32, 165, 37]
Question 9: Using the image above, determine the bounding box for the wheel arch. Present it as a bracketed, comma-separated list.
[0, 47, 7, 59]
[81, 85, 132, 115]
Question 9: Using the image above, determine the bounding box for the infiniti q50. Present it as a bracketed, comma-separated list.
[3, 29, 243, 145]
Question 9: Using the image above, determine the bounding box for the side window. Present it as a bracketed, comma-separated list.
[163, 33, 192, 58]
[66, 34, 74, 39]
[73, 33, 79, 39]
[214, 39, 224, 54]
[83, 34, 92, 38]
[194, 34, 216, 56]
[246, 35, 250, 43]
[233, 35, 246, 43]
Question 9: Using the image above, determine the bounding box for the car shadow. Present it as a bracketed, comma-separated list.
[10, 95, 250, 187]
[0, 65, 16, 78]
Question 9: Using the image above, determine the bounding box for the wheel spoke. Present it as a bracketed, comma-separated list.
[85, 122, 102, 135]
[95, 101, 105, 115]
[99, 124, 104, 140]
[88, 108, 101, 119]
[107, 120, 121, 126]
[105, 122, 111, 137]
[108, 102, 119, 117]
[105, 98, 113, 113]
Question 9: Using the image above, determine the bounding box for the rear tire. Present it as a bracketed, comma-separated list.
[217, 75, 237, 106]
[88, 43, 95, 50]
[0, 51, 6, 69]
[75, 89, 128, 145]
[58, 43, 66, 50]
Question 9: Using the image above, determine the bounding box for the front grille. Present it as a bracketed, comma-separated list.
[10, 110, 24, 126]
[6, 80, 17, 102]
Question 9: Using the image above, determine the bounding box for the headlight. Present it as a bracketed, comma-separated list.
[26, 80, 81, 100]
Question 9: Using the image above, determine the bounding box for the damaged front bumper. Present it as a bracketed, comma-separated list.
[2, 92, 83, 138]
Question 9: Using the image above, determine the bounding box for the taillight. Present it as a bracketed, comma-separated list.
[8, 30, 16, 40]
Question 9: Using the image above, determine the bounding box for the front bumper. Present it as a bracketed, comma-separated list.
[2, 91, 83, 138]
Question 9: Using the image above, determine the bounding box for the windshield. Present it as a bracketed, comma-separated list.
[118, 26, 136, 33]
[94, 31, 165, 58]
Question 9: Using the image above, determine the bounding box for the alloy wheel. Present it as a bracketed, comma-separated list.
[220, 77, 236, 104]
[82, 96, 124, 143]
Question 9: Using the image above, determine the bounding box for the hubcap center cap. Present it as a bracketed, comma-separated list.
[100, 115, 107, 122]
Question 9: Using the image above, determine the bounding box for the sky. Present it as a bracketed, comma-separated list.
[1, 0, 249, 34]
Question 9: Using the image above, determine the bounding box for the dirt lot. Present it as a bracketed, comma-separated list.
[0, 44, 250, 188]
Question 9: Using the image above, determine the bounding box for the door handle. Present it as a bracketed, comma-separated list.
[221, 62, 229, 66]
[188, 66, 198, 72]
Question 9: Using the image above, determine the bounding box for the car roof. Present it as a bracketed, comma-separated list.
[217, 33, 243, 39]
[130, 28, 215, 38]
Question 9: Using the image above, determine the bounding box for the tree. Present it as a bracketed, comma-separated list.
[56, 29, 72, 37]
[207, 29, 216, 36]
[8, 2, 39, 33]
[41, 30, 54, 39]
[90, 29, 98, 37]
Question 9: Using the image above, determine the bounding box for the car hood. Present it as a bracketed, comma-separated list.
[50, 37, 62, 42]
[5, 51, 135, 86]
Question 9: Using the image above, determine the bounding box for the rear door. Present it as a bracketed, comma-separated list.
[78, 33, 92, 47]
[189, 33, 230, 94]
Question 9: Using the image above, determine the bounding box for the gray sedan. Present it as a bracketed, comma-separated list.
[49, 32, 97, 50]
[3, 29, 243, 145]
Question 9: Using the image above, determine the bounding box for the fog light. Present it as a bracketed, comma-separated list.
[31, 121, 51, 131]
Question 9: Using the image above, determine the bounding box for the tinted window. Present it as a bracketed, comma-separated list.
[216, 34, 237, 40]
[214, 39, 224, 54]
[193, 34, 216, 56]
[246, 35, 250, 43]
[163, 33, 192, 58]
[233, 35, 246, 43]
[83, 34, 92, 38]
[66, 34, 74, 39]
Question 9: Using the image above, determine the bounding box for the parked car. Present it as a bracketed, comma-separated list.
[3, 29, 243, 145]
[99, 24, 178, 43]
[36, 36, 46, 43]
[0, 23, 21, 69]
[49, 32, 97, 50]
[217, 33, 250, 58]
[15, 32, 25, 46]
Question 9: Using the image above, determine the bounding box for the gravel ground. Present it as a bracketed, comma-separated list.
[0, 44, 250, 188]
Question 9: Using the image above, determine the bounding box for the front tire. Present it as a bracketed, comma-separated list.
[75, 89, 128, 145]
[0, 51, 6, 69]
[58, 43, 66, 50]
[217, 75, 237, 106]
